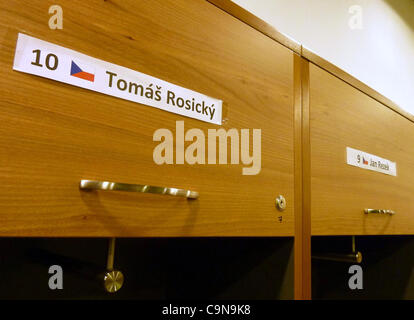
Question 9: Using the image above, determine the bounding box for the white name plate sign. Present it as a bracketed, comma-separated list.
[13, 33, 222, 125]
[346, 147, 397, 176]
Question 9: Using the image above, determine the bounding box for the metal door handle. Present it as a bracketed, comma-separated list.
[79, 180, 199, 199]
[364, 208, 395, 215]
[103, 238, 124, 293]
[312, 252, 362, 264]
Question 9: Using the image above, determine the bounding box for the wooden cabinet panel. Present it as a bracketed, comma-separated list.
[310, 63, 414, 235]
[0, 0, 294, 236]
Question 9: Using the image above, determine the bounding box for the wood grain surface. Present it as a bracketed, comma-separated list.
[293, 54, 311, 299]
[303, 46, 414, 124]
[310, 63, 414, 235]
[207, 0, 301, 54]
[0, 0, 295, 236]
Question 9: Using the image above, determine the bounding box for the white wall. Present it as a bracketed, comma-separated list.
[232, 0, 414, 115]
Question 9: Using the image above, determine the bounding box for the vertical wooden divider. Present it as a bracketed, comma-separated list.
[294, 53, 312, 300]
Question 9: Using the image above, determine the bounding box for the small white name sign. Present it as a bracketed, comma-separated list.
[346, 147, 397, 176]
[13, 33, 222, 125]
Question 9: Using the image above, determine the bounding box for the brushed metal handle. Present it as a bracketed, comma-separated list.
[364, 208, 395, 215]
[103, 238, 124, 293]
[312, 236, 363, 264]
[312, 252, 362, 264]
[79, 180, 199, 199]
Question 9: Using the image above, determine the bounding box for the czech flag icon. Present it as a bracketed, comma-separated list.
[70, 60, 95, 82]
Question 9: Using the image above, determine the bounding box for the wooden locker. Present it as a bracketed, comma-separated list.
[309, 62, 414, 235]
[0, 0, 295, 237]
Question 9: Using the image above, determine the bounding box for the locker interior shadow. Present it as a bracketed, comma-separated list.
[160, 237, 294, 299]
[312, 235, 414, 299]
[0, 237, 293, 299]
